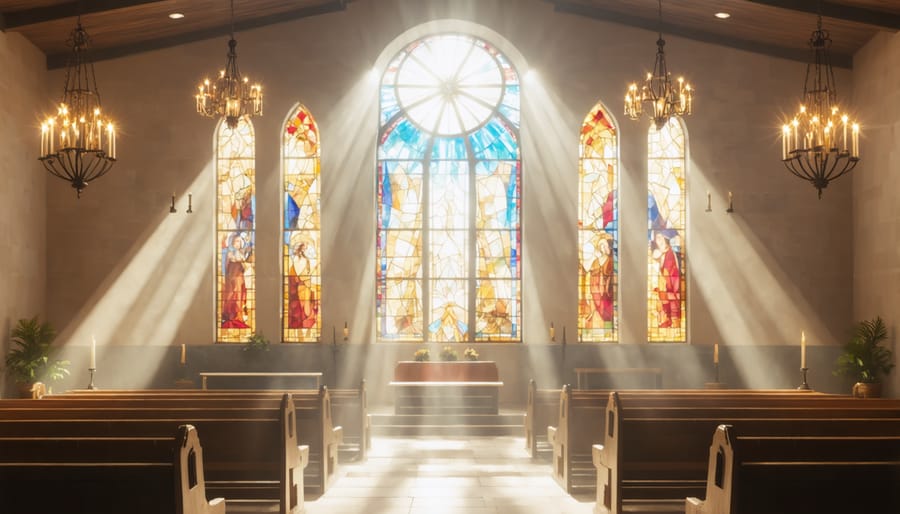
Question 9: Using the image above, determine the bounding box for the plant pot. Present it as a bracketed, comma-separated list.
[852, 382, 882, 398]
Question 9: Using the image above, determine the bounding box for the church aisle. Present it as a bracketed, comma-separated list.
[305, 435, 595, 514]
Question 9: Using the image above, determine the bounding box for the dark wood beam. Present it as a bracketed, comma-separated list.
[548, 1, 853, 68]
[1, 0, 168, 30]
[745, 0, 900, 31]
[46, 0, 348, 69]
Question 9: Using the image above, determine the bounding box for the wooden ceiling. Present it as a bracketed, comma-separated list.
[0, 0, 897, 69]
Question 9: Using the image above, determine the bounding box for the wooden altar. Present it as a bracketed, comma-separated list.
[389, 361, 503, 415]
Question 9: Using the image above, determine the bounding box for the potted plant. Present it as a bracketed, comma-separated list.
[243, 331, 271, 353]
[834, 316, 894, 398]
[413, 348, 430, 362]
[4, 316, 70, 397]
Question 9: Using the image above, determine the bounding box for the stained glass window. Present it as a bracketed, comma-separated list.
[283, 104, 321, 342]
[377, 34, 521, 343]
[647, 118, 687, 342]
[216, 117, 256, 343]
[578, 103, 618, 342]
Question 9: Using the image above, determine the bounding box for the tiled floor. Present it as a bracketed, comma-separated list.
[303, 435, 595, 514]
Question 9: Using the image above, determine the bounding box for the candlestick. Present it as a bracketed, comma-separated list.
[705, 191, 711, 212]
[550, 322, 555, 342]
[186, 193, 193, 214]
[90, 335, 96, 370]
[180, 343, 186, 365]
[562, 326, 567, 344]
[801, 331, 806, 369]
[87, 367, 97, 390]
[713, 343, 719, 364]
[726, 191, 734, 213]
[343, 322, 349, 341]
[797, 367, 810, 390]
[170, 193, 177, 214]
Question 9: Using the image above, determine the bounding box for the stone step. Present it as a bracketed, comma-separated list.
[370, 412, 525, 436]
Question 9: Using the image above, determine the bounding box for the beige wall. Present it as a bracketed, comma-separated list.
[36, 0, 857, 395]
[852, 31, 900, 397]
[0, 32, 48, 397]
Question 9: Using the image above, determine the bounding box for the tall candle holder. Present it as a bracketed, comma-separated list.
[797, 367, 810, 390]
[87, 367, 97, 390]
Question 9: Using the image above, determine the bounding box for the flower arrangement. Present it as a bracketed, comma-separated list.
[439, 346, 459, 361]
[463, 347, 479, 361]
[414, 348, 430, 362]
[244, 331, 270, 353]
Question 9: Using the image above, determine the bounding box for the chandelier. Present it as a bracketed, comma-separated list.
[39, 18, 117, 198]
[196, 0, 263, 129]
[624, 0, 693, 128]
[780, 13, 859, 199]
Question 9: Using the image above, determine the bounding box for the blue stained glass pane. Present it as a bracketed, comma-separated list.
[381, 165, 393, 229]
[380, 118, 429, 160]
[380, 86, 401, 125]
[431, 138, 468, 160]
[501, 85, 520, 127]
[471, 118, 517, 160]
[285, 193, 300, 232]
[498, 104, 520, 126]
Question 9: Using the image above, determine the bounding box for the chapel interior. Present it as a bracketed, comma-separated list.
[0, 0, 899, 513]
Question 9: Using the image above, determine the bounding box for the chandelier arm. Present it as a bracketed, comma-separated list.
[42, 160, 69, 181]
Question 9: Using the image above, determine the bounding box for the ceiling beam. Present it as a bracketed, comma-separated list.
[745, 0, 900, 31]
[1, 1, 168, 30]
[547, 1, 853, 68]
[46, 0, 348, 69]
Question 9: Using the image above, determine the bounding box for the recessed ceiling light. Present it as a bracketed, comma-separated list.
[169, 12, 185, 20]
[714, 12, 731, 19]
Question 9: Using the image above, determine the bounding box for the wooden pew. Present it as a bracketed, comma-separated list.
[330, 379, 370, 462]
[525, 379, 559, 458]
[686, 424, 900, 514]
[593, 391, 900, 514]
[547, 385, 610, 493]
[0, 393, 312, 513]
[46, 386, 344, 494]
[0, 424, 225, 514]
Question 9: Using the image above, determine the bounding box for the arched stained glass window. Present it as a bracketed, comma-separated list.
[216, 117, 256, 343]
[283, 105, 321, 342]
[578, 103, 618, 342]
[377, 33, 521, 343]
[647, 118, 687, 342]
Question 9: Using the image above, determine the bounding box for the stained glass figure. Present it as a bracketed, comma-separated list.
[283, 104, 321, 342]
[216, 118, 255, 343]
[647, 117, 687, 342]
[377, 34, 521, 342]
[578, 103, 618, 342]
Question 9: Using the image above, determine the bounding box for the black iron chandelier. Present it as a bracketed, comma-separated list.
[624, 0, 693, 128]
[195, 0, 263, 129]
[780, 12, 860, 199]
[39, 17, 117, 198]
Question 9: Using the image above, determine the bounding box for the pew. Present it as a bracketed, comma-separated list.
[525, 379, 559, 458]
[330, 379, 370, 462]
[686, 424, 900, 514]
[547, 385, 610, 493]
[0, 393, 314, 512]
[593, 391, 900, 514]
[0, 424, 225, 514]
[47, 386, 345, 494]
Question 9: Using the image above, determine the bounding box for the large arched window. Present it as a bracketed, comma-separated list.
[282, 105, 321, 342]
[578, 103, 618, 342]
[377, 33, 521, 343]
[216, 118, 255, 343]
[647, 118, 687, 342]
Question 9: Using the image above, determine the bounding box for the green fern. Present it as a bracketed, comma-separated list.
[834, 317, 894, 383]
[4, 316, 70, 384]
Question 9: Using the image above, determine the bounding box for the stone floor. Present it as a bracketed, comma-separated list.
[301, 435, 594, 514]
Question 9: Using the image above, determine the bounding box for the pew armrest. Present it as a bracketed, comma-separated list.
[298, 444, 310, 469]
[547, 425, 557, 445]
[333, 425, 344, 446]
[592, 444, 606, 468]
[685, 496, 704, 514]
[208, 496, 227, 514]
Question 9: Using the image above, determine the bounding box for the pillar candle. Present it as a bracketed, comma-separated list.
[549, 322, 555, 341]
[714, 343, 719, 364]
[90, 335, 96, 369]
[180, 343, 186, 365]
[343, 322, 349, 340]
[801, 331, 806, 369]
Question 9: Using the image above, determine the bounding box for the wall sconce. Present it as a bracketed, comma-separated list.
[343, 321, 349, 341]
[705, 191, 712, 212]
[726, 191, 734, 213]
[169, 192, 193, 214]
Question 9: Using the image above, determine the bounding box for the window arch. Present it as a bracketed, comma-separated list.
[282, 104, 321, 342]
[647, 117, 687, 342]
[578, 103, 618, 342]
[376, 33, 521, 342]
[216, 117, 256, 342]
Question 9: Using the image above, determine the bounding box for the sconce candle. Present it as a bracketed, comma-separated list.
[343, 322, 349, 340]
[549, 322, 555, 342]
